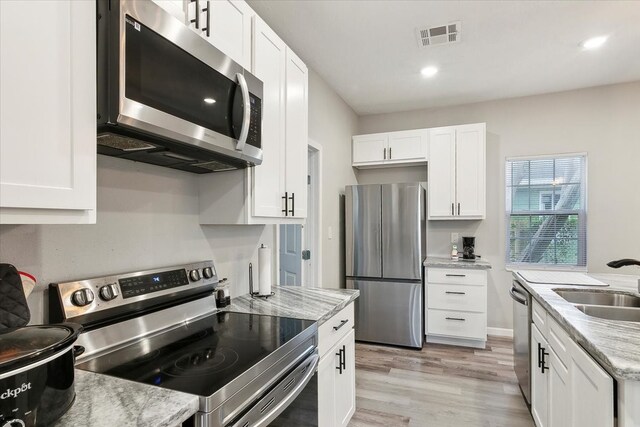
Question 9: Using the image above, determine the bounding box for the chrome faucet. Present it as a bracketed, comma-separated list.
[607, 259, 640, 292]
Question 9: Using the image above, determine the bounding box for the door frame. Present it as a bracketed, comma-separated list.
[303, 139, 323, 287]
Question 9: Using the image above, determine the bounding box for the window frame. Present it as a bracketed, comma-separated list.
[505, 153, 588, 270]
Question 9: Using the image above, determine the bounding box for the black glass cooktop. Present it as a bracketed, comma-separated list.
[77, 312, 315, 397]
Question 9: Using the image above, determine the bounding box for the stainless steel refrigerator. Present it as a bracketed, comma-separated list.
[345, 183, 426, 348]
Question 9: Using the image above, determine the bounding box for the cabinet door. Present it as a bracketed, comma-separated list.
[0, 0, 96, 224]
[455, 123, 486, 218]
[152, 0, 186, 23]
[207, 0, 253, 69]
[548, 348, 570, 427]
[317, 350, 336, 427]
[285, 48, 308, 218]
[251, 17, 286, 217]
[334, 329, 356, 427]
[531, 324, 548, 427]
[569, 339, 614, 427]
[387, 129, 427, 161]
[427, 127, 456, 219]
[352, 134, 388, 164]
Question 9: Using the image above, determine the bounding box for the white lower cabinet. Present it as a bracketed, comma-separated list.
[318, 303, 356, 427]
[531, 308, 614, 427]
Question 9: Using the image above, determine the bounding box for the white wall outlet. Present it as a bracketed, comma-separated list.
[451, 232, 459, 245]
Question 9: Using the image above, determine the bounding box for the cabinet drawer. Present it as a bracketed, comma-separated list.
[427, 268, 487, 286]
[427, 309, 486, 340]
[427, 284, 486, 313]
[548, 316, 571, 367]
[319, 303, 354, 358]
[532, 299, 548, 336]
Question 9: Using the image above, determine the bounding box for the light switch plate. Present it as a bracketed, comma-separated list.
[451, 232, 459, 244]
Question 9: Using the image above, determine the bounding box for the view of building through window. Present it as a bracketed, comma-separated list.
[506, 155, 587, 266]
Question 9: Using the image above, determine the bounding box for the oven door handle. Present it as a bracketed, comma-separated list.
[229, 352, 319, 427]
[510, 286, 528, 306]
[235, 73, 251, 152]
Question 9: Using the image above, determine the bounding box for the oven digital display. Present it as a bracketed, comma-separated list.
[119, 269, 189, 299]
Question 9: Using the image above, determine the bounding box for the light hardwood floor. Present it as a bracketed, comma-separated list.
[348, 336, 534, 427]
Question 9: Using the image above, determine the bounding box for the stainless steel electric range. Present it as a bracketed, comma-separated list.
[48, 261, 318, 427]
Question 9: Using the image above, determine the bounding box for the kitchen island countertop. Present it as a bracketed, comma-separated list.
[221, 285, 359, 325]
[54, 369, 199, 427]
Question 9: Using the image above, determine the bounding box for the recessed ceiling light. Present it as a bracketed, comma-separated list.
[421, 66, 438, 78]
[581, 36, 608, 50]
[204, 98, 216, 104]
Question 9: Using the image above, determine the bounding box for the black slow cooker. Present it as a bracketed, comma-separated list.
[0, 323, 82, 427]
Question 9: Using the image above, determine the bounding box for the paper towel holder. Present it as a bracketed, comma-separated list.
[249, 261, 275, 299]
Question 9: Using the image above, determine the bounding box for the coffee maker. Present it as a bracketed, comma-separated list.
[462, 237, 476, 260]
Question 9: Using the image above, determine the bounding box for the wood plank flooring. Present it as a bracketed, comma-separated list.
[348, 336, 534, 427]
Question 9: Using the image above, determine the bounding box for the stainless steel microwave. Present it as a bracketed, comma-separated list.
[97, 0, 263, 173]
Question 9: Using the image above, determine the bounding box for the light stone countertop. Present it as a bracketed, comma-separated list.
[515, 271, 640, 381]
[54, 369, 199, 427]
[221, 285, 359, 325]
[424, 256, 492, 270]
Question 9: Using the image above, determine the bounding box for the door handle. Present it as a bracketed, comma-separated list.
[541, 346, 549, 373]
[383, 148, 387, 159]
[288, 193, 294, 216]
[445, 317, 466, 321]
[335, 347, 344, 374]
[341, 344, 346, 371]
[458, 203, 461, 215]
[234, 73, 250, 151]
[282, 192, 288, 216]
[201, 0, 210, 37]
[445, 274, 466, 277]
[389, 147, 392, 159]
[451, 203, 454, 215]
[190, 0, 200, 29]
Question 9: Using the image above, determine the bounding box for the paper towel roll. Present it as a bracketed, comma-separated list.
[258, 244, 272, 296]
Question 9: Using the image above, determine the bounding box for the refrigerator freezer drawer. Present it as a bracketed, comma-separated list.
[347, 278, 423, 348]
[427, 309, 487, 340]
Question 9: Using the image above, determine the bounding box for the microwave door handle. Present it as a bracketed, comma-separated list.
[235, 73, 251, 151]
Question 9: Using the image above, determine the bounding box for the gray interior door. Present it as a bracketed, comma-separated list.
[381, 183, 423, 280]
[345, 185, 382, 278]
[347, 278, 423, 348]
[280, 224, 302, 286]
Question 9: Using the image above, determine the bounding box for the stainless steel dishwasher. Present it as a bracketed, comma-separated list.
[510, 279, 532, 406]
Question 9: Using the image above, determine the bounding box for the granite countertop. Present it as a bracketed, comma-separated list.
[424, 256, 492, 270]
[221, 286, 359, 325]
[54, 370, 199, 427]
[515, 271, 640, 381]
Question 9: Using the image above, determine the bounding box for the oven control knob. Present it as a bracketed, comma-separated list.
[2, 419, 26, 427]
[71, 288, 95, 307]
[202, 267, 214, 279]
[99, 283, 119, 301]
[189, 269, 201, 282]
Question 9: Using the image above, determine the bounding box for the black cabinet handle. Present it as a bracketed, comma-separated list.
[383, 147, 387, 159]
[537, 343, 543, 368]
[335, 347, 344, 374]
[541, 347, 549, 373]
[288, 193, 294, 216]
[282, 192, 288, 216]
[341, 344, 346, 371]
[389, 147, 392, 159]
[445, 274, 466, 277]
[445, 317, 466, 321]
[458, 203, 461, 215]
[190, 0, 200, 29]
[445, 291, 466, 295]
[201, 0, 210, 37]
[333, 319, 349, 331]
[451, 203, 454, 215]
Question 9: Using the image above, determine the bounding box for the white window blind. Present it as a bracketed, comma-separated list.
[505, 155, 587, 267]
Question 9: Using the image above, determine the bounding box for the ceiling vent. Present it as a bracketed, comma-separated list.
[416, 21, 461, 47]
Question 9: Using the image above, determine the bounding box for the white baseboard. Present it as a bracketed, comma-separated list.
[487, 327, 514, 338]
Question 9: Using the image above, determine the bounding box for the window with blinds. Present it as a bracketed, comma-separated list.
[505, 155, 587, 267]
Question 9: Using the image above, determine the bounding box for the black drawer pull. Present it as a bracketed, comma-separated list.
[445, 274, 466, 277]
[333, 319, 349, 331]
[445, 291, 466, 295]
[445, 317, 466, 321]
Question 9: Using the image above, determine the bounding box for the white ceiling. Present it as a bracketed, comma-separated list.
[246, 0, 640, 115]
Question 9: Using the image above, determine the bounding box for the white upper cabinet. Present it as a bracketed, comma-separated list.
[0, 0, 96, 224]
[199, 15, 308, 224]
[207, 0, 253, 69]
[352, 129, 427, 168]
[428, 123, 486, 220]
[284, 48, 309, 219]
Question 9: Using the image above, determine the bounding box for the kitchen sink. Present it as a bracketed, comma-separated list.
[574, 305, 640, 322]
[555, 290, 640, 307]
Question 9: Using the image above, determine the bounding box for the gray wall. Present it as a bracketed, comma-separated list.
[0, 156, 273, 324]
[358, 81, 640, 330]
[308, 69, 359, 289]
